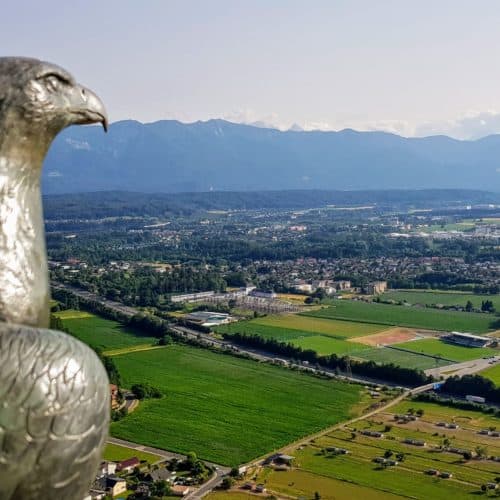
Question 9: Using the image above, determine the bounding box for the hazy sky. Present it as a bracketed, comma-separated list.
[3, 1, 500, 138]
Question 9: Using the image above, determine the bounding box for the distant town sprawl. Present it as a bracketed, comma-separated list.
[46, 192, 499, 311]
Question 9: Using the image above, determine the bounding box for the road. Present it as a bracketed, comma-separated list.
[53, 281, 391, 387]
[242, 380, 435, 471]
[425, 356, 500, 379]
[54, 282, 499, 497]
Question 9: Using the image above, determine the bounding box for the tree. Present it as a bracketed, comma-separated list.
[475, 446, 487, 459]
[186, 451, 198, 469]
[384, 450, 393, 459]
[221, 477, 234, 490]
[151, 480, 171, 497]
[314, 492, 321, 500]
[465, 300, 473, 312]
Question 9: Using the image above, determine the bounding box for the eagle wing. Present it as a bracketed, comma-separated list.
[0, 324, 109, 500]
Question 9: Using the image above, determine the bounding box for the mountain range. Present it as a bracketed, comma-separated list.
[42, 119, 500, 194]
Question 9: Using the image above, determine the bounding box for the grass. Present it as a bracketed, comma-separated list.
[355, 347, 452, 370]
[110, 344, 363, 466]
[394, 338, 499, 362]
[258, 468, 403, 500]
[259, 399, 500, 500]
[480, 363, 500, 386]
[382, 290, 500, 310]
[252, 314, 385, 338]
[303, 300, 495, 333]
[54, 309, 157, 352]
[206, 494, 260, 500]
[102, 443, 161, 464]
[292, 336, 369, 356]
[217, 316, 373, 356]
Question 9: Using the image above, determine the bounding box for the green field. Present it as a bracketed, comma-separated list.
[355, 347, 451, 370]
[395, 338, 499, 362]
[382, 290, 500, 310]
[481, 363, 500, 386]
[292, 335, 369, 356]
[54, 309, 157, 352]
[260, 399, 500, 500]
[217, 317, 373, 356]
[103, 443, 161, 464]
[303, 300, 495, 333]
[251, 315, 385, 338]
[110, 344, 363, 466]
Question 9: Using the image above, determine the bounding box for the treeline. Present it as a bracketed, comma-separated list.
[44, 189, 500, 220]
[414, 392, 500, 417]
[440, 374, 500, 405]
[53, 266, 227, 307]
[223, 332, 433, 387]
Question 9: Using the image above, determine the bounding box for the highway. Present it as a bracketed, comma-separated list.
[53, 281, 499, 497]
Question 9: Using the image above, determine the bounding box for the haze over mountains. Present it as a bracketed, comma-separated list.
[42, 119, 500, 194]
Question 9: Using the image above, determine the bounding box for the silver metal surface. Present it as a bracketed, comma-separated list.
[0, 57, 110, 499]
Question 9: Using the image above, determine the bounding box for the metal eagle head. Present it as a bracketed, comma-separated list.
[0, 57, 108, 157]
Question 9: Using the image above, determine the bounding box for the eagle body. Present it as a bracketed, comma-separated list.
[0, 57, 110, 500]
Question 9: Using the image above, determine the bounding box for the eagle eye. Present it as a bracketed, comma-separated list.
[43, 74, 66, 93]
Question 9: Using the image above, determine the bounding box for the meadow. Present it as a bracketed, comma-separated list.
[381, 290, 500, 310]
[395, 338, 499, 362]
[257, 399, 500, 500]
[110, 344, 363, 465]
[54, 309, 157, 352]
[481, 363, 500, 386]
[102, 443, 161, 464]
[303, 300, 495, 333]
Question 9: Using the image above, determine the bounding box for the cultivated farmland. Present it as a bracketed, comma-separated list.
[54, 309, 157, 352]
[303, 300, 495, 333]
[253, 400, 500, 500]
[395, 338, 499, 362]
[381, 290, 500, 310]
[110, 344, 364, 465]
[217, 316, 376, 355]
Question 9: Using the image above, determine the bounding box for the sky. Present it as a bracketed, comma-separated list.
[3, 1, 500, 139]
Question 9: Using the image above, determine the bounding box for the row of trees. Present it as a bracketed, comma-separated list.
[441, 374, 500, 405]
[223, 332, 433, 387]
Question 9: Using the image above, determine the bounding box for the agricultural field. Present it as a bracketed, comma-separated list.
[395, 338, 499, 362]
[254, 400, 500, 499]
[110, 344, 364, 466]
[355, 347, 452, 370]
[381, 290, 500, 310]
[303, 300, 495, 333]
[54, 309, 157, 352]
[102, 443, 161, 464]
[481, 363, 500, 386]
[221, 314, 385, 338]
[217, 315, 380, 355]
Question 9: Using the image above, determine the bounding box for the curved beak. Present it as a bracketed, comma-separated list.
[69, 84, 108, 132]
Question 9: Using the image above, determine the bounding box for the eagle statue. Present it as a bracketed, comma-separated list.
[0, 57, 110, 499]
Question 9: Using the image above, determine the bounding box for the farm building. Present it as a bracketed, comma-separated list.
[442, 331, 493, 347]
